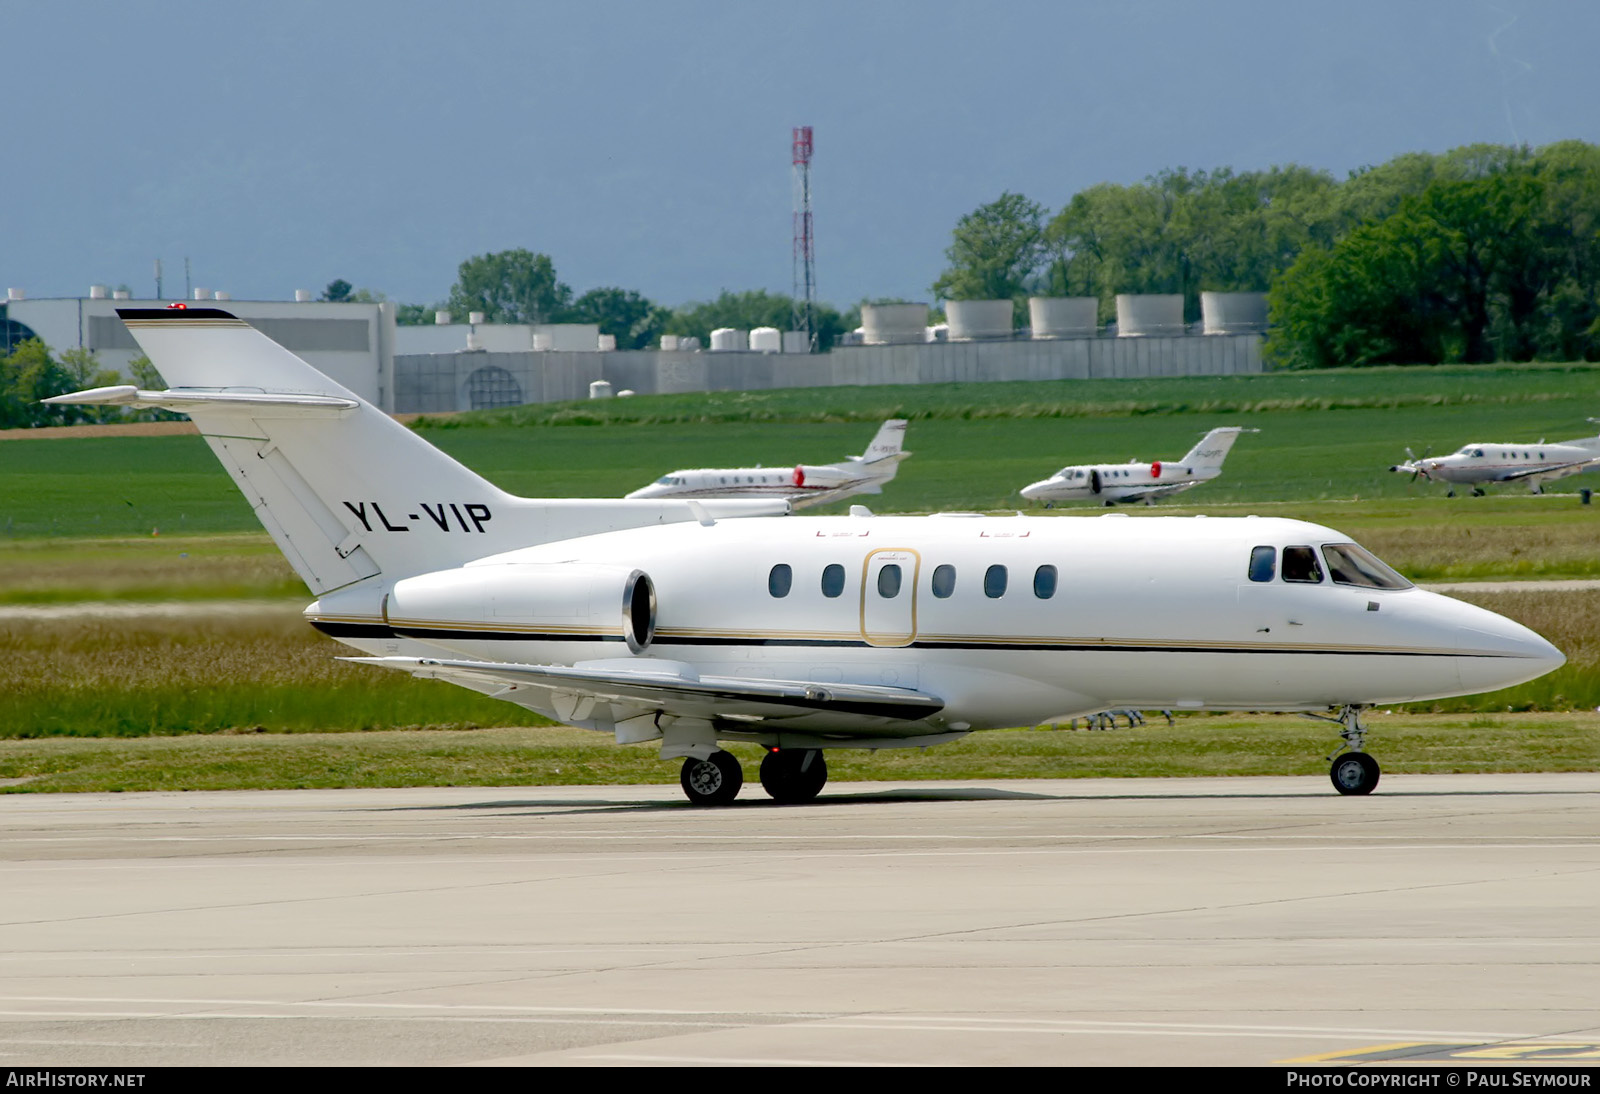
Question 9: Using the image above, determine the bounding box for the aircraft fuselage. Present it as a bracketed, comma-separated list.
[310, 513, 1561, 736]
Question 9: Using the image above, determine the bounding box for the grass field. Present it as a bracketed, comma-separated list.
[1, 713, 1594, 794]
[1, 365, 1596, 789]
[4, 363, 1600, 538]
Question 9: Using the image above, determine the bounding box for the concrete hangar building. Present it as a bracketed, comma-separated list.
[2, 289, 1269, 416]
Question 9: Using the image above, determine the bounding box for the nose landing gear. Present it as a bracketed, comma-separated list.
[1307, 705, 1381, 795]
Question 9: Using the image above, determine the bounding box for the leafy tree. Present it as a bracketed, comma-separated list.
[666, 290, 849, 351]
[447, 249, 572, 325]
[321, 279, 354, 303]
[0, 339, 71, 428]
[566, 287, 670, 350]
[932, 192, 1046, 310]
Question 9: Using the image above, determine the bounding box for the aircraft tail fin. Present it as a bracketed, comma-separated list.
[1180, 427, 1251, 474]
[47, 308, 784, 596]
[858, 419, 909, 464]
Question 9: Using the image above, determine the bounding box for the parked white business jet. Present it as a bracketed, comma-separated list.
[1020, 426, 1254, 506]
[625, 419, 909, 510]
[47, 308, 1564, 804]
[1390, 426, 1600, 496]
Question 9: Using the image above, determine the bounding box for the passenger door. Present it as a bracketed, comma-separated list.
[860, 549, 919, 647]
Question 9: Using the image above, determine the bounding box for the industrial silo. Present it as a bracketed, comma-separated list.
[1115, 294, 1184, 336]
[946, 299, 1014, 340]
[1028, 297, 1098, 338]
[709, 328, 750, 352]
[1200, 292, 1268, 334]
[861, 303, 929, 345]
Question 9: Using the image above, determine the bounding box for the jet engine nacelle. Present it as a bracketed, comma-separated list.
[793, 464, 852, 489]
[387, 563, 657, 653]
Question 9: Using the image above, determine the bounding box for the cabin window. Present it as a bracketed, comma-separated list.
[1248, 545, 1276, 582]
[931, 564, 956, 598]
[984, 564, 1008, 598]
[768, 564, 792, 598]
[1282, 545, 1324, 584]
[1321, 543, 1412, 589]
[878, 564, 902, 598]
[1033, 565, 1057, 599]
[821, 564, 845, 598]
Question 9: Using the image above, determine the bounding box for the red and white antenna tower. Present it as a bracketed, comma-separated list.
[791, 125, 817, 352]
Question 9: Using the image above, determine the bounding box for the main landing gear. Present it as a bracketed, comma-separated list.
[759, 748, 828, 804]
[1309, 705, 1381, 795]
[677, 748, 831, 806]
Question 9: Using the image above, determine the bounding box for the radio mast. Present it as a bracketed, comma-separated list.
[791, 126, 817, 352]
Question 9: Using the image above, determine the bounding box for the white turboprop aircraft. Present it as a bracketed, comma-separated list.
[1390, 425, 1600, 496]
[47, 308, 1564, 805]
[1020, 426, 1254, 506]
[625, 419, 909, 510]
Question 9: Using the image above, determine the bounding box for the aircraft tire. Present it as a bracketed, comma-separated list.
[759, 748, 828, 804]
[680, 750, 743, 806]
[1329, 752, 1380, 796]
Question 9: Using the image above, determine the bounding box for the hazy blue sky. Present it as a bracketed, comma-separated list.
[4, 0, 1596, 312]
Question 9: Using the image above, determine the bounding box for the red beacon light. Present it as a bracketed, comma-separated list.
[166, 302, 187, 310]
[1150, 460, 1162, 479]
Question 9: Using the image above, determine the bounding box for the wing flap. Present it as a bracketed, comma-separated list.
[346, 655, 946, 723]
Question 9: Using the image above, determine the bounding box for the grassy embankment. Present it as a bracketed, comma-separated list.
[1, 365, 1596, 789]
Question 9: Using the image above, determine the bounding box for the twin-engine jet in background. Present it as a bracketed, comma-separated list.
[1390, 424, 1600, 495]
[1020, 426, 1255, 506]
[625, 419, 909, 510]
[46, 309, 1564, 805]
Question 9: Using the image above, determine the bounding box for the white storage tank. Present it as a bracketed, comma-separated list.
[749, 326, 782, 353]
[1115, 294, 1184, 336]
[1201, 291, 1269, 334]
[89, 285, 108, 300]
[946, 299, 1014, 340]
[1028, 296, 1097, 338]
[589, 380, 614, 399]
[661, 334, 680, 351]
[709, 328, 749, 352]
[781, 330, 811, 353]
[598, 333, 617, 351]
[861, 303, 929, 345]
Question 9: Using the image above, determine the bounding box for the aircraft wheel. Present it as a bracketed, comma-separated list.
[680, 750, 743, 806]
[759, 748, 828, 804]
[1330, 752, 1380, 796]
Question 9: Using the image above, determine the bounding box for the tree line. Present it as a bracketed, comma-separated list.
[932, 141, 1600, 367]
[336, 251, 856, 353]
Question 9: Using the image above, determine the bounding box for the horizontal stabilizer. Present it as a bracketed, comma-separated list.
[347, 655, 946, 724]
[44, 385, 358, 416]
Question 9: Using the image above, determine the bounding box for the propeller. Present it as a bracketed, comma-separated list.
[1399, 446, 1431, 481]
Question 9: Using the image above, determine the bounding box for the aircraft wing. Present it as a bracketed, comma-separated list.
[1498, 456, 1600, 482]
[346, 655, 946, 725]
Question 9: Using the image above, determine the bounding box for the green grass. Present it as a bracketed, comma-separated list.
[5, 365, 1600, 538]
[1, 713, 1593, 794]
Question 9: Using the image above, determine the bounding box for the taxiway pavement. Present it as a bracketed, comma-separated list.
[2, 774, 1599, 1067]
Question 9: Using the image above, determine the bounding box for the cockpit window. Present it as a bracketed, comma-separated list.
[1321, 543, 1412, 589]
[1248, 545, 1275, 582]
[1281, 545, 1324, 584]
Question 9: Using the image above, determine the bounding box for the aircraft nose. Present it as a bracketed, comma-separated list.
[1455, 612, 1566, 692]
[1020, 481, 1049, 500]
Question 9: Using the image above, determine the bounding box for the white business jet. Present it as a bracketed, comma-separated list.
[1020, 426, 1254, 506]
[1390, 425, 1600, 496]
[625, 419, 908, 510]
[47, 308, 1563, 804]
